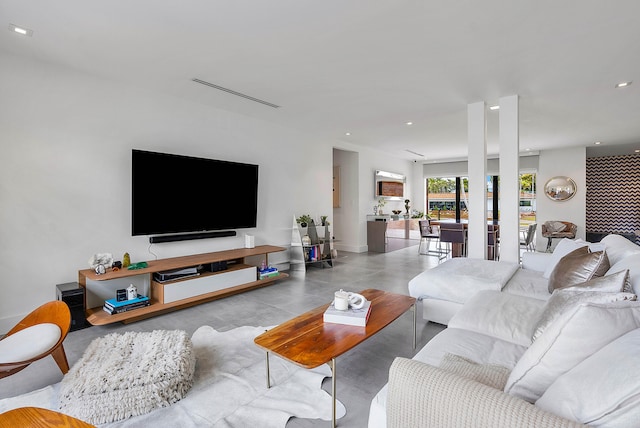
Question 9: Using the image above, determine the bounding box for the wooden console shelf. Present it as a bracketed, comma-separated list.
[78, 245, 288, 325]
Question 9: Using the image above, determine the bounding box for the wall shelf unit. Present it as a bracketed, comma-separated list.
[78, 245, 288, 325]
[290, 216, 334, 271]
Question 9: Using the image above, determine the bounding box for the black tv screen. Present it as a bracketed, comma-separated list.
[132, 149, 258, 236]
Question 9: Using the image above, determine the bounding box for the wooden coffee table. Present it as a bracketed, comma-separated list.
[254, 288, 416, 427]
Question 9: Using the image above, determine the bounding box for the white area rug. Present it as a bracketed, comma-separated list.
[0, 325, 346, 427]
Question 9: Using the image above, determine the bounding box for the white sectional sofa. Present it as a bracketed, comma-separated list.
[368, 234, 640, 427]
[408, 233, 640, 325]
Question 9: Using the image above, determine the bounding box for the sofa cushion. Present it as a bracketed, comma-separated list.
[408, 258, 519, 304]
[607, 252, 640, 295]
[532, 284, 636, 341]
[542, 239, 589, 279]
[600, 233, 640, 266]
[449, 290, 546, 347]
[502, 268, 551, 301]
[412, 327, 527, 370]
[536, 328, 640, 427]
[504, 301, 640, 403]
[439, 353, 510, 390]
[547, 248, 609, 293]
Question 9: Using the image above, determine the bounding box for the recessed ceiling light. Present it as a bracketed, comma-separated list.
[594, 141, 602, 145]
[9, 24, 33, 37]
[635, 149, 640, 153]
[489, 105, 500, 111]
[525, 148, 531, 151]
[345, 132, 351, 136]
[615, 81, 632, 88]
[406, 122, 413, 126]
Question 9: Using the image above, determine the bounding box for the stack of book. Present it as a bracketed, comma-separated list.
[103, 294, 150, 315]
[323, 299, 372, 327]
[258, 266, 279, 280]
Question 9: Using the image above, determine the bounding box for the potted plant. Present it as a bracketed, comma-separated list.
[296, 214, 312, 227]
[377, 198, 386, 215]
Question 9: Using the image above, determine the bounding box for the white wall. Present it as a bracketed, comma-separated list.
[0, 52, 357, 330]
[332, 148, 360, 252]
[332, 144, 414, 253]
[535, 147, 586, 251]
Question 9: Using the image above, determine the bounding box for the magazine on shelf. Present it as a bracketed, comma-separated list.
[323, 300, 372, 327]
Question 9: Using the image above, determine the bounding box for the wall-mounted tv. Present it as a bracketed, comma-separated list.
[132, 149, 258, 237]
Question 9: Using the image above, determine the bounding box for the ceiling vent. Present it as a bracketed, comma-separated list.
[191, 78, 280, 109]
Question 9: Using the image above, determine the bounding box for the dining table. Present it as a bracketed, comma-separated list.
[430, 219, 499, 259]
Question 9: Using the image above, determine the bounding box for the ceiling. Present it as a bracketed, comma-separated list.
[2, 1, 639, 161]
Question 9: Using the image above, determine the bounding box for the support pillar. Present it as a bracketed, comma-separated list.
[467, 101, 487, 259]
[499, 95, 520, 262]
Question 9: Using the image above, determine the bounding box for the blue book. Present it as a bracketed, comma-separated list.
[105, 294, 149, 308]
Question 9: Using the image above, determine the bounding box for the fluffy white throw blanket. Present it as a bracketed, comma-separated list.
[59, 330, 196, 424]
[0, 325, 345, 427]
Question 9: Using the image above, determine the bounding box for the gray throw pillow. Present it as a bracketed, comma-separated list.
[532, 286, 636, 341]
[548, 247, 610, 293]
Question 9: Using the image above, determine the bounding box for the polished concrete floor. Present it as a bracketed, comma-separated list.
[0, 244, 446, 427]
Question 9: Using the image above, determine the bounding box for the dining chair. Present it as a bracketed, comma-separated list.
[418, 219, 444, 258]
[487, 224, 499, 260]
[520, 223, 537, 253]
[438, 222, 467, 261]
[0, 301, 71, 379]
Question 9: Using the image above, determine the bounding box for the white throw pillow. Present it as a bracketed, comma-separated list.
[504, 301, 640, 403]
[543, 238, 589, 279]
[600, 234, 640, 266]
[531, 285, 635, 341]
[536, 328, 640, 426]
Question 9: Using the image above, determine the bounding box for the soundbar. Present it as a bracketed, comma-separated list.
[149, 230, 236, 244]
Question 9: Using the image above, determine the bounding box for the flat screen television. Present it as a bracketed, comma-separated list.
[132, 149, 258, 236]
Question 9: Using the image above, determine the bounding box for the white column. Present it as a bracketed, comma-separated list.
[499, 95, 520, 262]
[467, 101, 487, 259]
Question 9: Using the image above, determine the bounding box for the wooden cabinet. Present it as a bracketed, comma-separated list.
[78, 245, 288, 325]
[290, 216, 334, 271]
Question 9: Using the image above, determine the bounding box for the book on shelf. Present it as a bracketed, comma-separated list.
[323, 300, 372, 327]
[104, 294, 149, 310]
[103, 300, 150, 315]
[259, 267, 279, 280]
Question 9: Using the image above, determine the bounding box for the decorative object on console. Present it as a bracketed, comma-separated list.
[123, 252, 130, 268]
[404, 199, 410, 214]
[89, 253, 112, 275]
[127, 261, 148, 270]
[126, 284, 138, 300]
